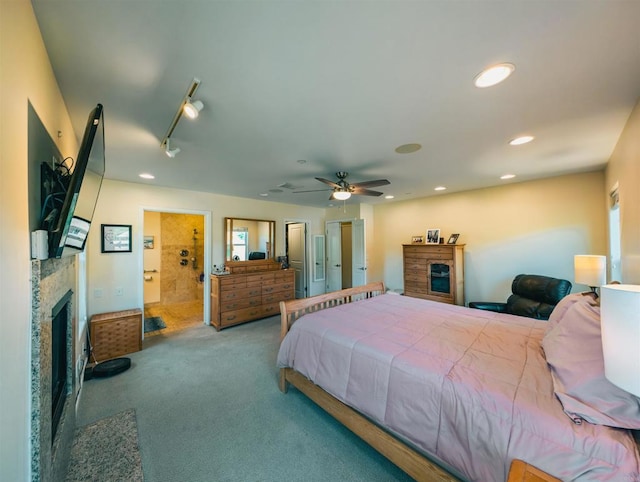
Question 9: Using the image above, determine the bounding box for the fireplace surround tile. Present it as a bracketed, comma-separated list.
[31, 257, 77, 481]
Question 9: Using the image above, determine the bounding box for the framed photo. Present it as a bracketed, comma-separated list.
[101, 224, 132, 253]
[143, 235, 155, 249]
[447, 233, 460, 244]
[411, 235, 424, 244]
[426, 228, 440, 244]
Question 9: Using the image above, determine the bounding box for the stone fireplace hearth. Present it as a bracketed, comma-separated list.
[31, 257, 77, 482]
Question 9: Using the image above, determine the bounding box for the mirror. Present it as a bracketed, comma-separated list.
[224, 217, 275, 262]
[313, 235, 325, 281]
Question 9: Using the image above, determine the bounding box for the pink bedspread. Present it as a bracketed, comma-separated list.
[277, 294, 640, 481]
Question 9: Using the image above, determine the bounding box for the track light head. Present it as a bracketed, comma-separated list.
[165, 138, 181, 158]
[183, 99, 204, 119]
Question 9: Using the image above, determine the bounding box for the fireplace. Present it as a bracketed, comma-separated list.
[51, 290, 72, 441]
[31, 257, 77, 481]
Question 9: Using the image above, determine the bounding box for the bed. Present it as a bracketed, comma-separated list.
[277, 282, 640, 481]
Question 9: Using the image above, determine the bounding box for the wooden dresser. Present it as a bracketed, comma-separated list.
[403, 244, 465, 305]
[210, 260, 295, 330]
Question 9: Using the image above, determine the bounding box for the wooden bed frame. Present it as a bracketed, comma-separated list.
[277, 282, 580, 482]
[278, 282, 460, 482]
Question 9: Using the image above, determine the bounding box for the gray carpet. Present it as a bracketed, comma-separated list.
[66, 409, 143, 481]
[144, 316, 166, 333]
[74, 316, 413, 482]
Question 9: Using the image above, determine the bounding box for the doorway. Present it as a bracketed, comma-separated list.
[326, 219, 366, 292]
[142, 210, 207, 336]
[285, 222, 307, 299]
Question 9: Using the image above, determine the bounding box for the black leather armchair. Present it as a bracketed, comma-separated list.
[468, 274, 572, 320]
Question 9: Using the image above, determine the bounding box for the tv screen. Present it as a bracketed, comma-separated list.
[48, 104, 105, 258]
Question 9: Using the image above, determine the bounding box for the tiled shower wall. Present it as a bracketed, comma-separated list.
[160, 213, 205, 304]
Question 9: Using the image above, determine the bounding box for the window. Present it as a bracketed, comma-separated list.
[609, 184, 621, 282]
[232, 228, 248, 261]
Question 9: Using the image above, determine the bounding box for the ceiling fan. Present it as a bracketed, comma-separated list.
[294, 172, 390, 200]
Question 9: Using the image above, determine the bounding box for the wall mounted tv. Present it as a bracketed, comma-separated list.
[40, 103, 105, 258]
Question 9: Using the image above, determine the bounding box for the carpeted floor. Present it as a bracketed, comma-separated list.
[66, 409, 143, 481]
[73, 316, 413, 481]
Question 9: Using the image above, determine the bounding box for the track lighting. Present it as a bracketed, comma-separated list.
[165, 138, 180, 158]
[183, 99, 204, 119]
[160, 77, 202, 154]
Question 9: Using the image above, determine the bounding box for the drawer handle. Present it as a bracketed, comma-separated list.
[226, 315, 236, 321]
[250, 300, 260, 306]
[250, 310, 259, 316]
[264, 288, 274, 293]
[283, 284, 291, 289]
[227, 293, 236, 299]
[265, 307, 274, 312]
[227, 304, 237, 309]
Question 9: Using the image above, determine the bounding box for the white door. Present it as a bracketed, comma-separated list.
[287, 223, 307, 299]
[352, 219, 367, 287]
[326, 221, 342, 292]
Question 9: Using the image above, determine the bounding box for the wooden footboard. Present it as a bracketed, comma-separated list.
[278, 281, 460, 482]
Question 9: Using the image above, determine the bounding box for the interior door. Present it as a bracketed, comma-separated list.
[326, 221, 342, 292]
[351, 219, 366, 287]
[287, 222, 306, 299]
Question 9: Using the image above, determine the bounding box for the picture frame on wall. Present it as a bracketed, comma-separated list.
[101, 224, 132, 253]
[411, 235, 424, 244]
[426, 228, 440, 244]
[143, 235, 154, 249]
[447, 233, 460, 244]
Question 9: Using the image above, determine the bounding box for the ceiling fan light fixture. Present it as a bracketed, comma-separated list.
[474, 63, 515, 88]
[333, 190, 351, 201]
[183, 99, 204, 119]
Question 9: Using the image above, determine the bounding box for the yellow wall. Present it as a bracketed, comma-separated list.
[606, 98, 640, 283]
[87, 179, 328, 317]
[0, 0, 78, 479]
[372, 171, 607, 303]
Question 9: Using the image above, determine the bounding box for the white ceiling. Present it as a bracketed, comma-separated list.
[31, 1, 640, 208]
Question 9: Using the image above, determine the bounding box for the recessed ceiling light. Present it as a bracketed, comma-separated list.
[501, 174, 516, 180]
[297, 159, 307, 164]
[509, 135, 534, 146]
[395, 143, 422, 154]
[385, 195, 395, 199]
[259, 193, 269, 197]
[139, 173, 155, 179]
[434, 186, 447, 191]
[474, 63, 515, 88]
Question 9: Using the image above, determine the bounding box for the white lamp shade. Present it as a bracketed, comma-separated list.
[333, 190, 351, 201]
[574, 255, 606, 287]
[600, 284, 640, 397]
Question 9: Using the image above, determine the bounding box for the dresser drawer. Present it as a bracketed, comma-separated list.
[262, 290, 294, 305]
[261, 303, 280, 317]
[220, 286, 261, 301]
[263, 281, 294, 294]
[220, 296, 261, 312]
[404, 272, 426, 282]
[404, 260, 427, 271]
[247, 272, 276, 283]
[220, 306, 263, 327]
[274, 271, 294, 282]
[220, 276, 247, 290]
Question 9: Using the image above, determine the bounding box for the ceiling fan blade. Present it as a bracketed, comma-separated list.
[351, 187, 384, 196]
[350, 179, 390, 189]
[315, 177, 342, 189]
[293, 188, 333, 193]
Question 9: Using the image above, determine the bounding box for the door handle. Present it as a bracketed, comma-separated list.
[334, 264, 341, 267]
[358, 267, 367, 270]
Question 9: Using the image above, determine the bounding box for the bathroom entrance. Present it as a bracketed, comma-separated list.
[143, 210, 206, 336]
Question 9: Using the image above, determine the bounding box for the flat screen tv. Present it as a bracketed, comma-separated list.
[46, 104, 105, 258]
